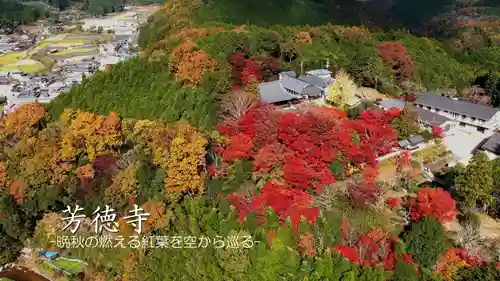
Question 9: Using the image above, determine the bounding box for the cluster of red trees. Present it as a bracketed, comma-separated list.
[227, 182, 319, 230]
[333, 224, 414, 270]
[377, 42, 415, 79]
[219, 104, 401, 229]
[408, 187, 458, 223]
[228, 52, 281, 87]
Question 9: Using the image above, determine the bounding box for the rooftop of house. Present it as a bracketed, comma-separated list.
[259, 69, 333, 103]
[480, 132, 500, 155]
[416, 107, 450, 126]
[258, 80, 300, 104]
[306, 69, 332, 76]
[280, 74, 311, 94]
[415, 93, 499, 120]
[379, 99, 405, 110]
[298, 74, 328, 88]
[398, 134, 425, 148]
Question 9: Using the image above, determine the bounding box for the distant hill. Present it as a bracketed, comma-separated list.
[0, 0, 53, 28]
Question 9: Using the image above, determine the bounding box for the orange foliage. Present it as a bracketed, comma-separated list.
[365, 227, 390, 243]
[16, 136, 73, 187]
[266, 228, 277, 248]
[170, 40, 197, 67]
[0, 102, 45, 139]
[142, 200, 167, 231]
[60, 109, 123, 160]
[177, 50, 217, 87]
[75, 164, 95, 181]
[9, 180, 27, 204]
[233, 25, 247, 32]
[377, 42, 414, 79]
[130, 120, 207, 195]
[173, 27, 224, 41]
[343, 26, 371, 42]
[0, 162, 9, 187]
[170, 40, 217, 87]
[436, 248, 470, 280]
[295, 31, 313, 45]
[298, 232, 315, 257]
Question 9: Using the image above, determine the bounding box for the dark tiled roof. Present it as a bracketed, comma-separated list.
[481, 132, 500, 155]
[258, 80, 300, 104]
[379, 99, 405, 110]
[408, 135, 425, 146]
[416, 107, 450, 126]
[415, 93, 498, 120]
[298, 74, 327, 88]
[280, 75, 310, 94]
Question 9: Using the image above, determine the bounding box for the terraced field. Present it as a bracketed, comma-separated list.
[0, 32, 109, 74]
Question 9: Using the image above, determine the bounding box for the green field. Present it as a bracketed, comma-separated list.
[0, 51, 27, 65]
[53, 47, 98, 56]
[0, 62, 46, 74]
[51, 258, 86, 274]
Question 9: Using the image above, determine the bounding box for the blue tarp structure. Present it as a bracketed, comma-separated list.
[39, 250, 58, 260]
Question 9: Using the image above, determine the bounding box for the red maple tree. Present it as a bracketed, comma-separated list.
[432, 126, 444, 138]
[377, 42, 415, 79]
[227, 182, 319, 231]
[333, 225, 410, 270]
[408, 187, 458, 222]
[348, 166, 382, 207]
[220, 104, 401, 230]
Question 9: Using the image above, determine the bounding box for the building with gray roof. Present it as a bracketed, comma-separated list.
[258, 80, 300, 104]
[479, 132, 500, 160]
[414, 92, 500, 134]
[398, 135, 425, 149]
[298, 74, 327, 88]
[259, 69, 331, 105]
[416, 107, 450, 127]
[379, 99, 405, 110]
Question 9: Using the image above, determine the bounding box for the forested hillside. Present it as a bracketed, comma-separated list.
[0, 0, 52, 28]
[50, 0, 500, 128]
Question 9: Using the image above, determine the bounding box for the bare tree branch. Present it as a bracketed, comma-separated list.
[218, 89, 256, 123]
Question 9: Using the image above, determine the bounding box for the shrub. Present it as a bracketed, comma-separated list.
[455, 265, 500, 281]
[458, 210, 481, 230]
[408, 187, 458, 223]
[402, 216, 450, 268]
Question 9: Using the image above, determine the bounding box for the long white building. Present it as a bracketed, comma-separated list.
[414, 93, 500, 135]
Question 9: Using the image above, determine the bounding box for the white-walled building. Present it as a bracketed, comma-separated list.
[414, 93, 500, 135]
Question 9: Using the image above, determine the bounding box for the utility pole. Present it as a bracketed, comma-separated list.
[300, 60, 304, 75]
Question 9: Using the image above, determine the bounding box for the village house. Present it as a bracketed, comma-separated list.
[414, 93, 500, 135]
[258, 69, 333, 105]
[378, 98, 456, 136]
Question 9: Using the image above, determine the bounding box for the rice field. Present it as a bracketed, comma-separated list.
[52, 47, 98, 56]
[0, 51, 28, 65]
[0, 62, 46, 74]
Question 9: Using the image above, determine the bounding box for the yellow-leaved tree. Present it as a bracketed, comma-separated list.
[327, 70, 357, 108]
[164, 121, 207, 195]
